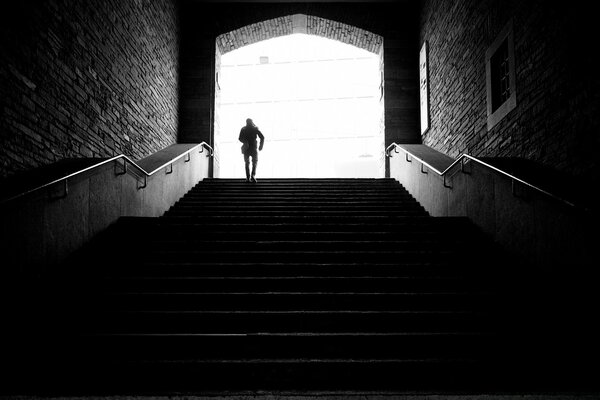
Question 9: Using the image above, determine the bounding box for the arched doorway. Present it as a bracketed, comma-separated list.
[213, 15, 384, 178]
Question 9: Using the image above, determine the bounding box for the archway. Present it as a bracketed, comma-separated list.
[213, 15, 384, 178]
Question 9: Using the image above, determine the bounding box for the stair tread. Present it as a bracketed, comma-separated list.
[102, 358, 482, 363]
[38, 178, 521, 394]
[88, 331, 493, 336]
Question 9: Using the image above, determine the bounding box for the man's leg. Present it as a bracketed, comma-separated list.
[243, 154, 251, 181]
[250, 150, 258, 182]
[251, 160, 258, 182]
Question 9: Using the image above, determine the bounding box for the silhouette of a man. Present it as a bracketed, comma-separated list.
[239, 118, 265, 183]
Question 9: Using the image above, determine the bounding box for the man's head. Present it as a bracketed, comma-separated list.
[246, 118, 253, 126]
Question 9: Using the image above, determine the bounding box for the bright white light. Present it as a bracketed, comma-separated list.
[215, 33, 384, 178]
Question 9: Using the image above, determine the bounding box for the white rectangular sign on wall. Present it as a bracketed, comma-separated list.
[419, 41, 429, 134]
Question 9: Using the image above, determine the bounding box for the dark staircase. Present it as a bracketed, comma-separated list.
[7, 178, 597, 395]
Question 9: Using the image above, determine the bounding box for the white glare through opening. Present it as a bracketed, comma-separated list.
[215, 33, 384, 178]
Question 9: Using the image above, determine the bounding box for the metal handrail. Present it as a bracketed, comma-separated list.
[1, 142, 213, 204]
[386, 142, 579, 209]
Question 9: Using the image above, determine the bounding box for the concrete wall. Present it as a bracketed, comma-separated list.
[390, 149, 595, 272]
[178, 1, 421, 151]
[0, 145, 210, 278]
[213, 45, 222, 178]
[419, 0, 599, 187]
[0, 0, 180, 179]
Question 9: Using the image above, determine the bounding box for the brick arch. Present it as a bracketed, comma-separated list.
[212, 13, 387, 178]
[216, 14, 383, 55]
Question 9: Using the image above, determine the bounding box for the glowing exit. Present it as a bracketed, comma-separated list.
[214, 33, 384, 178]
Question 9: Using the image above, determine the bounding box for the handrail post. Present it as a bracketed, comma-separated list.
[200, 141, 214, 157]
[384, 142, 400, 157]
[115, 159, 127, 176]
[460, 157, 471, 175]
[138, 175, 147, 190]
[511, 179, 530, 200]
[48, 179, 69, 200]
[443, 175, 452, 189]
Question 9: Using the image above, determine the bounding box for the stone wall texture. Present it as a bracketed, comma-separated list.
[0, 0, 180, 179]
[419, 0, 599, 182]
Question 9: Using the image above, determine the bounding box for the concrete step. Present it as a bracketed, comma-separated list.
[82, 310, 494, 334]
[163, 210, 429, 217]
[134, 250, 459, 264]
[185, 191, 413, 197]
[95, 292, 498, 311]
[34, 178, 528, 395]
[200, 178, 398, 182]
[95, 276, 485, 293]
[115, 216, 476, 231]
[27, 357, 524, 394]
[139, 240, 475, 252]
[92, 262, 483, 278]
[139, 231, 475, 242]
[180, 194, 416, 199]
[195, 179, 404, 190]
[70, 332, 500, 361]
[172, 203, 425, 210]
[186, 186, 412, 191]
[158, 215, 441, 223]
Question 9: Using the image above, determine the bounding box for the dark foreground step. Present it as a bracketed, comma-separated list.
[89, 262, 488, 278]
[28, 178, 537, 396]
[20, 357, 564, 395]
[134, 249, 460, 263]
[59, 332, 501, 361]
[107, 215, 476, 229]
[157, 215, 445, 224]
[93, 292, 498, 311]
[137, 240, 475, 253]
[94, 276, 484, 293]
[80, 310, 494, 334]
[108, 220, 481, 235]
[137, 231, 477, 242]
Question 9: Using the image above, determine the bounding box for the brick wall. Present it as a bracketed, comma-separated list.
[0, 0, 180, 179]
[216, 15, 383, 55]
[419, 0, 600, 181]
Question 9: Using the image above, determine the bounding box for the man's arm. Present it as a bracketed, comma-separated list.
[239, 128, 245, 143]
[257, 130, 265, 150]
